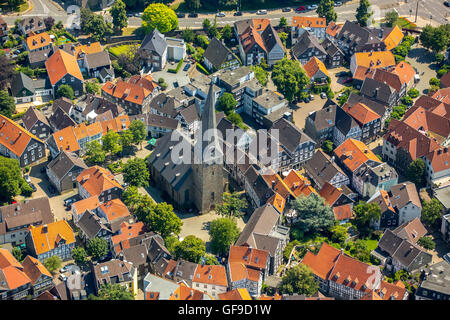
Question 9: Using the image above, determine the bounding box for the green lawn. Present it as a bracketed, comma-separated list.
[108, 44, 136, 57]
[396, 17, 417, 29]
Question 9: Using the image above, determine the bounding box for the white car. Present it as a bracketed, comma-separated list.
[257, 10, 267, 15]
[334, 1, 343, 6]
[320, 92, 327, 99]
[59, 274, 67, 282]
[307, 4, 318, 10]
[24, 175, 31, 184]
[216, 12, 226, 17]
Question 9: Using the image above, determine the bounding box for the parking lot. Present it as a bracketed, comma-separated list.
[151, 60, 192, 91]
[292, 95, 330, 131]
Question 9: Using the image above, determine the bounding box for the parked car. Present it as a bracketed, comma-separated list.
[234, 11, 243, 16]
[295, 6, 306, 11]
[257, 10, 267, 15]
[309, 94, 314, 101]
[60, 266, 68, 273]
[216, 12, 226, 17]
[444, 253, 450, 264]
[304, 97, 310, 103]
[64, 198, 75, 207]
[24, 174, 31, 184]
[320, 92, 327, 99]
[29, 183, 37, 192]
[335, 1, 343, 6]
[306, 4, 317, 10]
[282, 7, 291, 12]
[59, 274, 67, 282]
[188, 13, 198, 17]
[183, 63, 191, 71]
[342, 77, 353, 84]
[177, 13, 185, 18]
[445, 1, 450, 7]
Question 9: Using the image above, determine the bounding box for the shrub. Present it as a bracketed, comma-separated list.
[407, 88, 420, 99]
[168, 59, 184, 73]
[401, 96, 413, 106]
[438, 69, 448, 78]
[429, 77, 440, 86]
[196, 62, 210, 75]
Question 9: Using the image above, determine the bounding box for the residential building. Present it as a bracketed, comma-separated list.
[360, 77, 399, 107]
[46, 150, 87, 193]
[28, 47, 53, 68]
[22, 106, 52, 140]
[0, 198, 53, 246]
[49, 98, 76, 132]
[382, 25, 404, 51]
[92, 259, 137, 296]
[345, 92, 390, 127]
[9, 72, 52, 104]
[71, 94, 124, 124]
[18, 17, 46, 35]
[291, 16, 326, 42]
[203, 37, 240, 72]
[169, 282, 212, 300]
[84, 51, 112, 78]
[236, 204, 290, 275]
[260, 25, 285, 66]
[21, 256, 53, 298]
[0, 249, 31, 300]
[71, 196, 101, 224]
[322, 38, 345, 68]
[303, 56, 329, 84]
[342, 101, 382, 142]
[441, 213, 450, 244]
[250, 88, 289, 128]
[334, 21, 386, 56]
[0, 114, 46, 167]
[143, 273, 179, 300]
[45, 49, 84, 97]
[415, 261, 450, 300]
[304, 149, 350, 190]
[333, 106, 362, 147]
[423, 147, 450, 188]
[291, 30, 327, 65]
[218, 288, 252, 300]
[350, 51, 396, 78]
[26, 220, 76, 262]
[76, 166, 123, 202]
[238, 26, 267, 66]
[0, 16, 8, 44]
[24, 32, 52, 53]
[192, 264, 228, 299]
[163, 259, 198, 287]
[76, 210, 112, 243]
[301, 242, 382, 300]
[353, 162, 398, 198]
[101, 74, 159, 115]
[129, 113, 179, 138]
[97, 199, 130, 224]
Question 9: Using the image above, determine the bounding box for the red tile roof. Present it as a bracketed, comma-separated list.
[376, 280, 407, 300]
[45, 49, 83, 86]
[218, 288, 252, 300]
[0, 249, 31, 290]
[21, 255, 52, 285]
[301, 242, 341, 279]
[342, 102, 381, 125]
[326, 22, 342, 38]
[333, 204, 354, 221]
[424, 147, 450, 174]
[334, 138, 381, 173]
[228, 245, 269, 271]
[98, 198, 130, 222]
[240, 26, 266, 54]
[292, 16, 326, 28]
[0, 114, 43, 157]
[76, 166, 123, 198]
[319, 182, 343, 206]
[193, 265, 228, 287]
[28, 220, 75, 255]
[101, 75, 157, 106]
[303, 56, 329, 79]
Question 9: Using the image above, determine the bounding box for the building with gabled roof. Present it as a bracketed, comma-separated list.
[92, 259, 137, 295]
[350, 51, 396, 77]
[301, 242, 382, 300]
[334, 138, 381, 175]
[18, 17, 46, 35]
[260, 24, 285, 66]
[97, 198, 130, 223]
[45, 49, 84, 97]
[219, 288, 252, 300]
[342, 101, 382, 142]
[0, 114, 46, 167]
[71, 196, 101, 223]
[76, 166, 123, 202]
[382, 25, 404, 51]
[334, 21, 386, 56]
[169, 282, 212, 300]
[24, 31, 52, 53]
[26, 220, 76, 262]
[46, 150, 87, 193]
[291, 16, 326, 41]
[22, 106, 52, 140]
[303, 56, 329, 83]
[0, 248, 31, 300]
[238, 26, 267, 66]
[0, 197, 54, 246]
[291, 30, 327, 65]
[21, 255, 53, 298]
[203, 37, 240, 72]
[415, 261, 450, 300]
[192, 264, 228, 299]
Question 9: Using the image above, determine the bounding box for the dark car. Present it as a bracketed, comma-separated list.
[445, 1, 450, 7]
[295, 6, 306, 11]
[282, 7, 291, 12]
[183, 63, 191, 71]
[342, 77, 353, 84]
[188, 13, 198, 17]
[29, 183, 37, 192]
[234, 11, 243, 16]
[177, 13, 185, 18]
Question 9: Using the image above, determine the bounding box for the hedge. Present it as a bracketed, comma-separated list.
[196, 62, 210, 75]
[168, 59, 184, 74]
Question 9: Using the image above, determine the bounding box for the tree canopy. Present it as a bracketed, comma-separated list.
[356, 0, 373, 27]
[129, 120, 147, 149]
[385, 10, 399, 27]
[102, 130, 122, 157]
[317, 0, 337, 24]
[43, 256, 62, 274]
[292, 193, 335, 235]
[421, 198, 443, 227]
[85, 140, 106, 165]
[135, 200, 182, 239]
[72, 247, 88, 266]
[0, 156, 32, 202]
[110, 0, 128, 32]
[406, 158, 426, 188]
[216, 192, 247, 218]
[122, 158, 150, 188]
[56, 85, 74, 100]
[174, 235, 206, 263]
[209, 217, 240, 256]
[87, 237, 109, 261]
[279, 264, 319, 296]
[217, 92, 237, 115]
[271, 58, 309, 102]
[420, 24, 450, 53]
[353, 201, 381, 236]
[89, 283, 134, 300]
[142, 3, 178, 34]
[0, 90, 16, 118]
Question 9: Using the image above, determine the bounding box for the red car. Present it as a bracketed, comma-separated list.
[342, 77, 353, 84]
[296, 6, 306, 11]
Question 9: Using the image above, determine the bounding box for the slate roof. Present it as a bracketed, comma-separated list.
[346, 92, 388, 119]
[260, 24, 284, 53]
[140, 29, 167, 56]
[148, 93, 177, 117]
[10, 72, 35, 97]
[360, 77, 395, 105]
[203, 37, 234, 70]
[291, 30, 326, 59]
[271, 118, 313, 154]
[337, 21, 383, 50]
[322, 38, 343, 57]
[49, 103, 77, 131]
[28, 47, 53, 65]
[178, 104, 199, 124]
[389, 182, 421, 211]
[335, 105, 360, 136]
[77, 210, 110, 239]
[22, 106, 50, 131]
[46, 150, 87, 181]
[85, 51, 111, 69]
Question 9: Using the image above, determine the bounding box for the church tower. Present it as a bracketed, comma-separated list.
[192, 83, 225, 214]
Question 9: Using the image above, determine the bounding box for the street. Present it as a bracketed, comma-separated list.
[2, 0, 449, 28]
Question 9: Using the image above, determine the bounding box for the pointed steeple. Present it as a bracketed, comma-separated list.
[195, 82, 222, 164]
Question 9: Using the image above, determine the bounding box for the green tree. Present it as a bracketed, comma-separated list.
[110, 0, 128, 32]
[406, 158, 426, 188]
[120, 129, 134, 153]
[322, 140, 334, 155]
[417, 236, 436, 250]
[203, 254, 219, 265]
[12, 247, 23, 262]
[182, 28, 195, 43]
[0, 55, 15, 91]
[122, 158, 150, 188]
[221, 25, 233, 44]
[85, 140, 106, 165]
[279, 264, 319, 295]
[202, 19, 211, 32]
[353, 201, 381, 236]
[217, 192, 247, 218]
[121, 186, 144, 212]
[142, 3, 178, 34]
[85, 81, 100, 94]
[271, 58, 309, 102]
[195, 34, 209, 49]
[0, 156, 30, 202]
[279, 17, 288, 28]
[330, 224, 347, 244]
[72, 247, 88, 266]
[80, 8, 113, 41]
[44, 256, 62, 274]
[226, 112, 247, 130]
[0, 90, 16, 118]
[164, 234, 180, 254]
[420, 24, 450, 53]
[102, 130, 122, 157]
[87, 237, 109, 261]
[209, 217, 240, 256]
[356, 0, 373, 27]
[217, 92, 237, 115]
[147, 202, 182, 238]
[174, 235, 206, 263]
[429, 77, 440, 87]
[317, 0, 337, 24]
[421, 198, 443, 227]
[251, 65, 268, 86]
[385, 10, 399, 27]
[283, 240, 300, 261]
[279, 32, 288, 47]
[89, 283, 134, 300]
[129, 120, 147, 149]
[292, 193, 335, 235]
[407, 88, 420, 99]
[56, 85, 74, 99]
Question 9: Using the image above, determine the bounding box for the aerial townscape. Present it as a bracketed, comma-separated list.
[0, 0, 449, 304]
